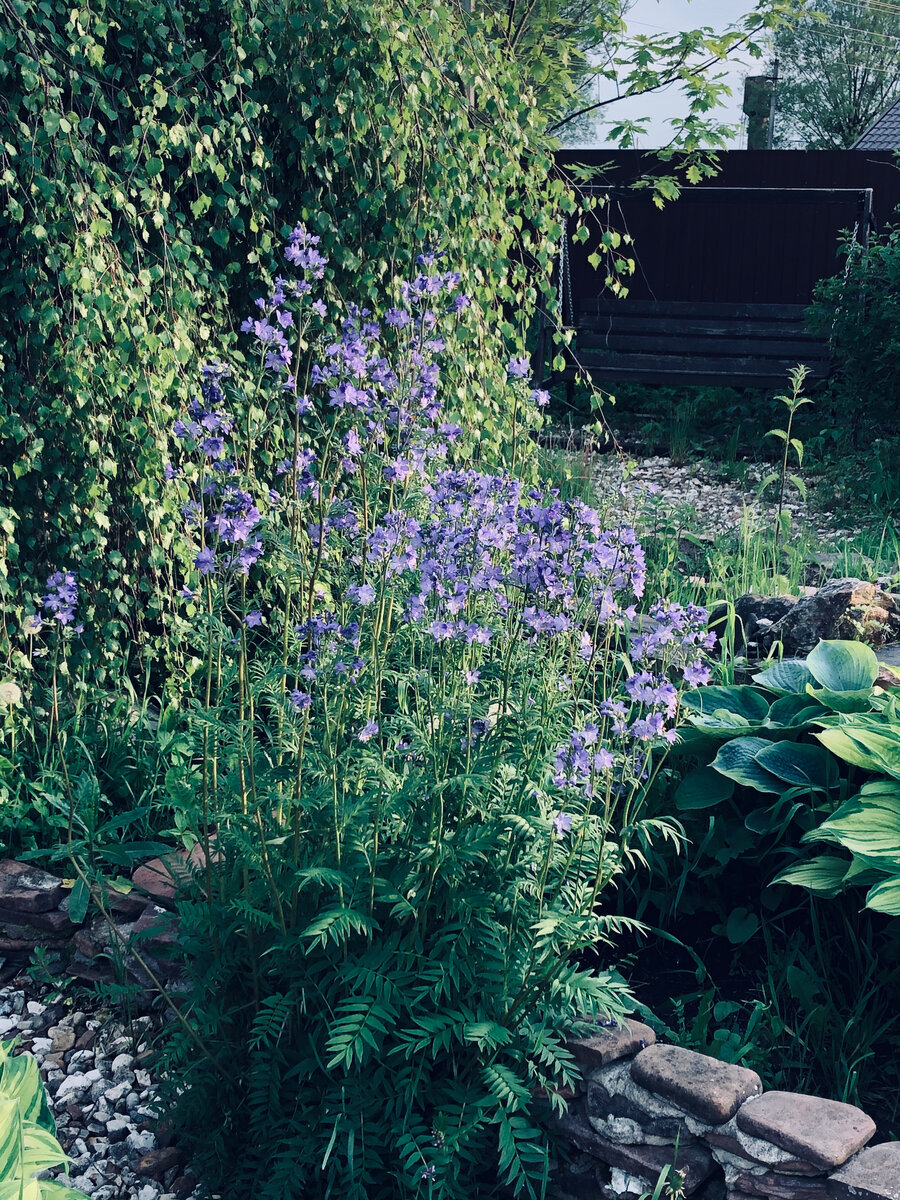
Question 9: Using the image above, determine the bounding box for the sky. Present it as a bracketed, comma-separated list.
[567, 0, 776, 149]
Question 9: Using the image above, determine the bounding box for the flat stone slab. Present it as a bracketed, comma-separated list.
[630, 1044, 762, 1126]
[736, 1093, 875, 1170]
[587, 1059, 700, 1144]
[566, 1018, 656, 1071]
[730, 1170, 831, 1199]
[0, 860, 65, 913]
[132, 843, 210, 902]
[707, 1129, 823, 1174]
[554, 1101, 716, 1196]
[0, 905, 71, 933]
[828, 1142, 900, 1200]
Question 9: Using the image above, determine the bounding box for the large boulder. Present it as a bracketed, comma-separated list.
[761, 579, 900, 657]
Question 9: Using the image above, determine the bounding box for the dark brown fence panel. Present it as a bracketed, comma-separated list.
[544, 150, 900, 388]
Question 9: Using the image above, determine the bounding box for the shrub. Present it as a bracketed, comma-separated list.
[807, 223, 900, 450]
[0, 0, 578, 679]
[8, 231, 713, 1200]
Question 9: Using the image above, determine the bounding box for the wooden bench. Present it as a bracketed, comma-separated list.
[565, 299, 831, 389]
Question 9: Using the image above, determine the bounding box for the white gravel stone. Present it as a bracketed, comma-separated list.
[592, 454, 857, 543]
[56, 1074, 92, 1103]
[105, 1118, 130, 1142]
[126, 1130, 156, 1156]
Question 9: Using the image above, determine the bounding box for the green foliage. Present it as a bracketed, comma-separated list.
[757, 364, 812, 554]
[773, 0, 900, 149]
[0, 1040, 87, 1200]
[0, 0, 582, 676]
[804, 222, 900, 522]
[677, 639, 900, 915]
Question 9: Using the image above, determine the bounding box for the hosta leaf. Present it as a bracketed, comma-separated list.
[816, 726, 900, 778]
[754, 741, 837, 790]
[0, 1098, 20, 1181]
[807, 640, 878, 692]
[753, 657, 816, 696]
[18, 1124, 70, 1175]
[753, 658, 816, 695]
[772, 855, 850, 897]
[804, 786, 900, 863]
[0, 1183, 41, 1200]
[687, 711, 769, 737]
[806, 685, 875, 714]
[682, 686, 770, 722]
[675, 767, 734, 810]
[766, 693, 823, 728]
[0, 1051, 51, 1127]
[711, 738, 784, 793]
[865, 877, 900, 915]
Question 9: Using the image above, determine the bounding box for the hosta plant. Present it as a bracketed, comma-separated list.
[0, 1040, 87, 1200]
[677, 639, 900, 915]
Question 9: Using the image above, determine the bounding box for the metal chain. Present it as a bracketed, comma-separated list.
[556, 215, 573, 329]
[564, 218, 573, 329]
[556, 215, 566, 327]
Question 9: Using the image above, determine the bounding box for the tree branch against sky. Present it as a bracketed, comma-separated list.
[473, 0, 805, 150]
[773, 0, 900, 147]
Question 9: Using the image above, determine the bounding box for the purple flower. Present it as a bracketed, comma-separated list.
[290, 690, 312, 711]
[507, 356, 530, 379]
[529, 388, 550, 407]
[464, 668, 480, 686]
[41, 570, 78, 625]
[553, 811, 573, 835]
[195, 547, 215, 575]
[27, 614, 43, 634]
[347, 583, 376, 605]
[683, 660, 711, 687]
[244, 611, 263, 628]
[180, 585, 195, 600]
[357, 719, 379, 742]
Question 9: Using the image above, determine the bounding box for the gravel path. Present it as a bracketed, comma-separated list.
[0, 983, 196, 1199]
[591, 454, 857, 543]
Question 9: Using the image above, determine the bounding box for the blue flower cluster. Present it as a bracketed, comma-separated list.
[161, 222, 714, 803]
[169, 365, 264, 578]
[363, 471, 646, 644]
[549, 599, 711, 801]
[631, 600, 716, 687]
[27, 570, 81, 634]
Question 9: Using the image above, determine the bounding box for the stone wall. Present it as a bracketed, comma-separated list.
[555, 1019, 899, 1200]
[3, 860, 898, 1200]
